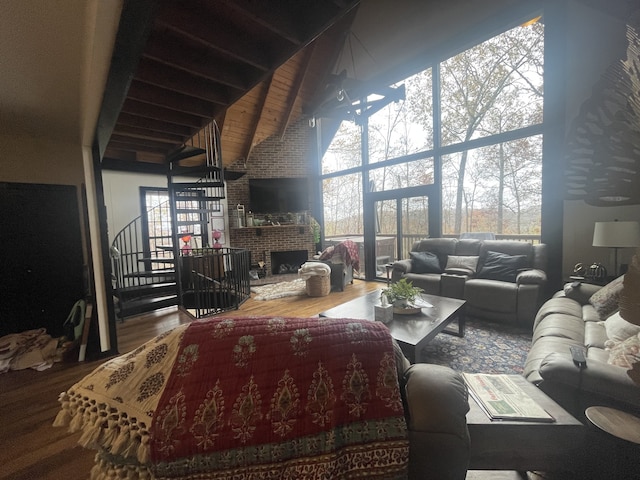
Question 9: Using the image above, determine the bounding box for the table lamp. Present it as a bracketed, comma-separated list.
[592, 220, 640, 276]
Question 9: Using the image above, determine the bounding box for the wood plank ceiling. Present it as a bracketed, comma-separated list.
[102, 0, 359, 173]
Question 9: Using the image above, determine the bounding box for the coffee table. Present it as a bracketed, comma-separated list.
[319, 289, 465, 362]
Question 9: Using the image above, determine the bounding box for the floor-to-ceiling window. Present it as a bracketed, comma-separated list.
[319, 14, 544, 279]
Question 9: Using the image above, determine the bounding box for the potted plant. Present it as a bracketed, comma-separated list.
[381, 278, 424, 309]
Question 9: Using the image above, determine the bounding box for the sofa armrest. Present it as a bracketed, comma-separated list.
[392, 259, 413, 275]
[403, 363, 469, 437]
[403, 363, 470, 480]
[516, 268, 546, 285]
[560, 282, 602, 305]
[539, 352, 640, 411]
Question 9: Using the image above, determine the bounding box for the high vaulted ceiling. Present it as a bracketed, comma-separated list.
[2, 0, 638, 178]
[100, 0, 360, 172]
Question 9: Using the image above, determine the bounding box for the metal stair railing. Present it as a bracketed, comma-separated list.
[184, 247, 251, 318]
[110, 202, 177, 317]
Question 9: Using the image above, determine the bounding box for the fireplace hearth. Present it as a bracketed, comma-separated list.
[271, 250, 308, 275]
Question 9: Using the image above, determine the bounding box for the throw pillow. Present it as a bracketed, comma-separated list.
[445, 255, 479, 275]
[589, 275, 625, 320]
[410, 251, 442, 274]
[476, 251, 528, 282]
[606, 333, 640, 369]
[604, 311, 640, 343]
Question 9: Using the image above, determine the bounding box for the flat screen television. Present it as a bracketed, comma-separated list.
[249, 177, 309, 213]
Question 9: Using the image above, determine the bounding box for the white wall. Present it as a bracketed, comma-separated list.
[102, 170, 169, 245]
[562, 2, 640, 278]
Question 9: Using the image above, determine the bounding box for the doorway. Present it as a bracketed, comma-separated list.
[369, 193, 433, 280]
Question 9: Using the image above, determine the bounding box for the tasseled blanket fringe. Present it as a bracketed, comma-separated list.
[54, 389, 151, 466]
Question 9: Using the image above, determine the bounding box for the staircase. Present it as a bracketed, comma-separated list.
[111, 121, 251, 319]
[110, 204, 179, 319]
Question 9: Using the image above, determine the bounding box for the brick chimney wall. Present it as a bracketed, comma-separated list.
[227, 119, 317, 274]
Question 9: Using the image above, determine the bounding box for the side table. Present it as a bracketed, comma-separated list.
[585, 406, 640, 478]
[467, 375, 585, 473]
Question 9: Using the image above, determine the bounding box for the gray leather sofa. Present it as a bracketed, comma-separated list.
[391, 238, 548, 325]
[523, 282, 640, 420]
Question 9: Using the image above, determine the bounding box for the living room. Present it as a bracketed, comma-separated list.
[1, 0, 640, 479]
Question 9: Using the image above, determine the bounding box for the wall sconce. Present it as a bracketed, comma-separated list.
[592, 220, 640, 276]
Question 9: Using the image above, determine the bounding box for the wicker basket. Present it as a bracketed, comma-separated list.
[306, 275, 331, 297]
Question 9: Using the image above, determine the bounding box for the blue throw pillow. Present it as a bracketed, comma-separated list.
[477, 251, 528, 282]
[410, 251, 442, 274]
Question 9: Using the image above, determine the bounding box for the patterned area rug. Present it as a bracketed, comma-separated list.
[251, 278, 307, 301]
[420, 317, 532, 375]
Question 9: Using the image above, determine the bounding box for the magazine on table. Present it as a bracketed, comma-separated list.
[463, 373, 555, 422]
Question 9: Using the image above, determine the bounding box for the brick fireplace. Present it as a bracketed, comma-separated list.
[228, 225, 315, 279]
[271, 249, 308, 274]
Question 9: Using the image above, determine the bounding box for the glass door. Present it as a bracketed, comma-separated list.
[372, 194, 431, 280]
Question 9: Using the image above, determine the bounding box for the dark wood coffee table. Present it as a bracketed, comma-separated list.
[319, 289, 465, 362]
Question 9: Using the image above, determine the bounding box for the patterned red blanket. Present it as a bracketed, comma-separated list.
[320, 240, 360, 271]
[150, 316, 408, 479]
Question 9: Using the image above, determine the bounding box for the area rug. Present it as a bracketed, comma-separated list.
[419, 317, 532, 375]
[251, 278, 307, 301]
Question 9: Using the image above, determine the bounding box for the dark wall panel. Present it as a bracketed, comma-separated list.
[0, 182, 85, 337]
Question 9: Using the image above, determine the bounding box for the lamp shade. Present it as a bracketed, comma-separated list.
[592, 221, 640, 248]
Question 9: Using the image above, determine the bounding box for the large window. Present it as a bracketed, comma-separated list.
[320, 16, 544, 249]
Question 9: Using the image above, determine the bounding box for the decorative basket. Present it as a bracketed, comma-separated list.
[306, 275, 331, 297]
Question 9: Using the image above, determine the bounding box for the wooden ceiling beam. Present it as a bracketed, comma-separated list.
[144, 33, 253, 91]
[229, 1, 303, 45]
[120, 99, 205, 128]
[108, 141, 172, 156]
[112, 125, 186, 144]
[135, 59, 230, 105]
[102, 155, 168, 173]
[127, 80, 215, 118]
[230, 0, 356, 47]
[279, 44, 316, 139]
[117, 112, 193, 137]
[243, 75, 275, 161]
[156, 3, 272, 72]
[103, 148, 137, 162]
[110, 134, 179, 151]
[94, 0, 158, 159]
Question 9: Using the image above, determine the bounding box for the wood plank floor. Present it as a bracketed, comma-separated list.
[0, 280, 381, 480]
[0, 279, 568, 480]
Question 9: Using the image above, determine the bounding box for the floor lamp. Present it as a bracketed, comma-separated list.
[592, 221, 640, 277]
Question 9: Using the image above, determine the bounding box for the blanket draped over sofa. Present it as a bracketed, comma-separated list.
[54, 317, 409, 479]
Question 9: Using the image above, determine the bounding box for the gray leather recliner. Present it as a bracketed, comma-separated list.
[392, 238, 548, 325]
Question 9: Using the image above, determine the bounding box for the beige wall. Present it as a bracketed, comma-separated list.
[562, 2, 640, 278]
[0, 133, 85, 185]
[102, 171, 171, 246]
[0, 133, 88, 264]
